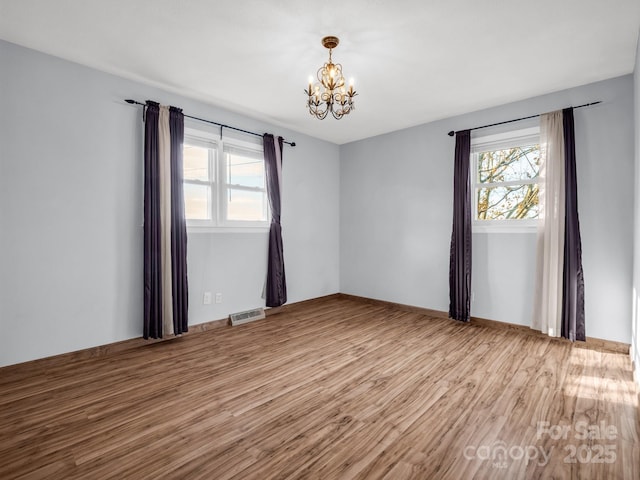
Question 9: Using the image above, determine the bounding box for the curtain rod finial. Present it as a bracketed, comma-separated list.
[448, 130, 455, 137]
[125, 99, 136, 104]
[290, 142, 296, 147]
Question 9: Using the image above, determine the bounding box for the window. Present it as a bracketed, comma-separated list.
[224, 145, 267, 223]
[471, 127, 541, 232]
[183, 127, 268, 230]
[184, 139, 214, 220]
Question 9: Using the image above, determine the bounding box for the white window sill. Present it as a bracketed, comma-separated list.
[472, 222, 537, 234]
[187, 225, 270, 234]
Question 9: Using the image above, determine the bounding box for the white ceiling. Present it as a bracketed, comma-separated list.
[1, 0, 639, 145]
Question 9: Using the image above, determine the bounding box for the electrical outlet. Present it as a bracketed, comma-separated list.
[215, 293, 223, 304]
[203, 292, 212, 305]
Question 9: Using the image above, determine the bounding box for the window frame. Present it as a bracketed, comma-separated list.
[183, 125, 269, 232]
[470, 127, 541, 233]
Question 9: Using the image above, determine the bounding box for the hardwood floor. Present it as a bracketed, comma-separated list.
[0, 296, 638, 479]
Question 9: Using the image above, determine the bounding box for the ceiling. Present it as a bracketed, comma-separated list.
[1, 1, 639, 145]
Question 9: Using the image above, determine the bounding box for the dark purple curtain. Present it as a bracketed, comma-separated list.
[143, 101, 188, 339]
[561, 108, 585, 341]
[143, 102, 162, 339]
[263, 134, 287, 307]
[449, 130, 472, 322]
[169, 107, 189, 335]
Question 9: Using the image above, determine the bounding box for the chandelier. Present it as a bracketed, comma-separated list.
[305, 36, 357, 120]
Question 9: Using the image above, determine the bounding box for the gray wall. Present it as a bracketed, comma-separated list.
[340, 75, 634, 344]
[0, 40, 340, 367]
[632, 33, 640, 384]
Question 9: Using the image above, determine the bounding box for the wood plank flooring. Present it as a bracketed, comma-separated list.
[0, 296, 638, 479]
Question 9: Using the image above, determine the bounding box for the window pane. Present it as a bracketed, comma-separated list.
[477, 145, 540, 183]
[227, 153, 265, 188]
[226, 189, 267, 221]
[184, 145, 210, 181]
[184, 183, 210, 219]
[477, 184, 539, 220]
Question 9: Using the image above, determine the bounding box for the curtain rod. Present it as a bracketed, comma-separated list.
[125, 99, 296, 147]
[446, 101, 601, 137]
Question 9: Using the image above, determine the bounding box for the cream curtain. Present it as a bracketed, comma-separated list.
[158, 106, 174, 336]
[531, 111, 565, 336]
